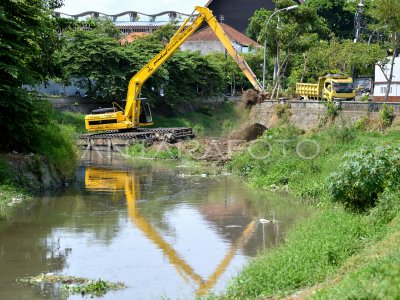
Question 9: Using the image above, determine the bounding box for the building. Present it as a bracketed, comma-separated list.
[374, 57, 400, 102]
[180, 23, 260, 54]
[54, 10, 191, 35]
[205, 0, 275, 33]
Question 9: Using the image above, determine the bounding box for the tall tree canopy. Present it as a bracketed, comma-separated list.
[0, 0, 60, 151]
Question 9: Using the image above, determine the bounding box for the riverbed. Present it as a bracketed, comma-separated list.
[0, 152, 309, 299]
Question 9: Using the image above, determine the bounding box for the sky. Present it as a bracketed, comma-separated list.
[60, 0, 209, 15]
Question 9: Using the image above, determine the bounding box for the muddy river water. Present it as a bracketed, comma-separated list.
[0, 152, 309, 300]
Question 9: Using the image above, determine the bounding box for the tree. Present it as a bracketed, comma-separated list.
[370, 0, 400, 102]
[0, 0, 59, 151]
[305, 0, 357, 39]
[57, 21, 225, 112]
[57, 25, 128, 99]
[248, 0, 329, 98]
[297, 39, 386, 83]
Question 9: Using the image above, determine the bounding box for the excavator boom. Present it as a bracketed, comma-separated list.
[84, 6, 263, 132]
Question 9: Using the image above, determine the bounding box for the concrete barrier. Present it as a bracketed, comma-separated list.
[247, 100, 400, 131]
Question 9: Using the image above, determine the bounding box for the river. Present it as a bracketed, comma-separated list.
[0, 152, 309, 300]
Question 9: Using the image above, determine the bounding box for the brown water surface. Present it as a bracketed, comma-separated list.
[0, 153, 309, 299]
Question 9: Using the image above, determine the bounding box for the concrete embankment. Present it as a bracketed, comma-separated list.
[246, 100, 400, 130]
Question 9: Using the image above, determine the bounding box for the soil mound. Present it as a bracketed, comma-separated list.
[229, 123, 267, 141]
[242, 89, 262, 107]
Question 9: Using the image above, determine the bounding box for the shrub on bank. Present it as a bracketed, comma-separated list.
[329, 146, 400, 211]
[221, 125, 400, 300]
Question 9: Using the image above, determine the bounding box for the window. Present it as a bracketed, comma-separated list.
[380, 86, 393, 94]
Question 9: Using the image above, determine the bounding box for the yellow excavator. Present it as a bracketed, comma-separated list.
[84, 6, 263, 133]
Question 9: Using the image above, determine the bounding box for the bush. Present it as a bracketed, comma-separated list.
[369, 190, 400, 224]
[0, 160, 11, 184]
[329, 145, 400, 211]
[325, 101, 340, 119]
[327, 123, 356, 144]
[379, 103, 396, 128]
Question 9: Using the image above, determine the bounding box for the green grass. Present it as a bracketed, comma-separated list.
[152, 102, 243, 137]
[0, 109, 82, 221]
[210, 125, 400, 299]
[228, 124, 400, 203]
[32, 123, 78, 179]
[127, 143, 182, 160]
[220, 209, 377, 299]
[51, 110, 86, 133]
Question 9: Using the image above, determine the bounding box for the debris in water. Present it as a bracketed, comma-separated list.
[17, 273, 125, 297]
[259, 218, 282, 224]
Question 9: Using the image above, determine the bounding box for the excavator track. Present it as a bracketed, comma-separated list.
[78, 127, 195, 150]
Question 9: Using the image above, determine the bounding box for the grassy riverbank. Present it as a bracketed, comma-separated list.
[152, 101, 242, 137]
[212, 124, 400, 299]
[0, 108, 84, 220]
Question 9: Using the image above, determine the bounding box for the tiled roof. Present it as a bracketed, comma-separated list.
[186, 23, 260, 47]
[119, 32, 148, 45]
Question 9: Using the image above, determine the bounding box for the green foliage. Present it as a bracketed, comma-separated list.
[57, 24, 128, 99]
[326, 123, 357, 143]
[127, 143, 182, 160]
[273, 103, 292, 122]
[57, 23, 225, 110]
[325, 101, 340, 119]
[370, 0, 400, 33]
[0, 0, 60, 151]
[152, 102, 240, 137]
[379, 103, 396, 128]
[309, 206, 400, 300]
[247, 0, 328, 92]
[300, 40, 386, 83]
[312, 253, 400, 299]
[50, 111, 86, 133]
[31, 124, 77, 178]
[229, 125, 400, 204]
[0, 160, 11, 184]
[369, 190, 400, 224]
[329, 146, 400, 211]
[305, 0, 358, 39]
[223, 210, 369, 299]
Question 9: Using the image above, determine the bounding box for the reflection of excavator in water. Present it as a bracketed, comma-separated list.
[80, 6, 264, 147]
[84, 167, 257, 295]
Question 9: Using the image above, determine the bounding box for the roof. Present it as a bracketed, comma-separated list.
[186, 23, 260, 47]
[119, 32, 148, 45]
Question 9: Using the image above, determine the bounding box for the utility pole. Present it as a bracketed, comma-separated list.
[352, 0, 365, 79]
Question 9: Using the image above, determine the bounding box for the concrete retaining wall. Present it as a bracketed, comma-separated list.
[247, 100, 400, 131]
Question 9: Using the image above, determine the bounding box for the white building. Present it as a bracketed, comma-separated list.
[180, 23, 260, 55]
[374, 56, 400, 102]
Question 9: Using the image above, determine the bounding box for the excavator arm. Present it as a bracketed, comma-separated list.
[85, 6, 263, 132]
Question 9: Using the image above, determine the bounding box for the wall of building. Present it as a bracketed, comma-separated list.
[24, 80, 88, 97]
[180, 40, 247, 54]
[374, 57, 400, 101]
